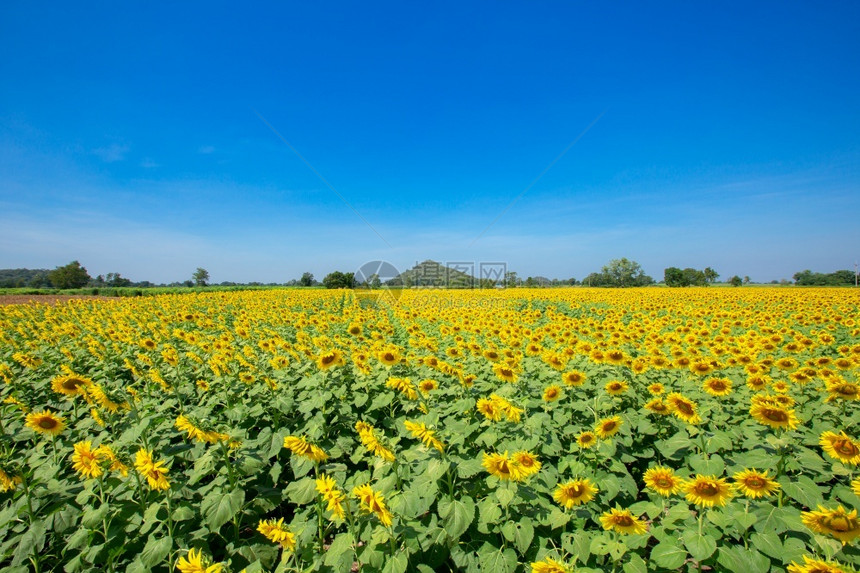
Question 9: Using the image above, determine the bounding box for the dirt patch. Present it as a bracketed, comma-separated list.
[0, 295, 117, 306]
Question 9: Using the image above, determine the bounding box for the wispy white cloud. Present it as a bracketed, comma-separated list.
[92, 143, 129, 163]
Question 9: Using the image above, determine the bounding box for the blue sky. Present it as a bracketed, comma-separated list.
[2, 2, 858, 284]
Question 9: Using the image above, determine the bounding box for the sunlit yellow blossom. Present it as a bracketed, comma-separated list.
[820, 431, 860, 466]
[595, 416, 622, 439]
[643, 466, 682, 497]
[542, 385, 562, 402]
[599, 507, 648, 535]
[605, 380, 628, 395]
[577, 431, 597, 449]
[386, 377, 418, 400]
[702, 377, 732, 397]
[733, 468, 780, 499]
[787, 554, 851, 573]
[134, 448, 170, 491]
[561, 370, 586, 387]
[25, 410, 65, 436]
[404, 420, 445, 452]
[315, 474, 346, 520]
[553, 478, 598, 508]
[0, 468, 22, 492]
[176, 547, 222, 573]
[666, 393, 701, 424]
[750, 401, 799, 430]
[682, 475, 734, 507]
[51, 373, 92, 396]
[257, 518, 297, 550]
[71, 441, 104, 479]
[482, 451, 525, 482]
[283, 436, 328, 462]
[530, 556, 571, 573]
[512, 451, 541, 477]
[355, 422, 395, 462]
[352, 483, 393, 526]
[801, 506, 860, 545]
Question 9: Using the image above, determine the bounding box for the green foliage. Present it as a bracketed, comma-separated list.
[729, 275, 743, 287]
[192, 268, 210, 287]
[585, 258, 654, 287]
[793, 269, 857, 285]
[48, 261, 92, 289]
[322, 271, 357, 289]
[664, 266, 717, 286]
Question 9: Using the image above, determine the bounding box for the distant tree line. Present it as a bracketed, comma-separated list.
[581, 258, 655, 287]
[663, 266, 719, 287]
[793, 269, 857, 286]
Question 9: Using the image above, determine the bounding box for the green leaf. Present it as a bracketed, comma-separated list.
[548, 507, 570, 529]
[202, 487, 244, 532]
[65, 528, 92, 552]
[750, 531, 782, 559]
[689, 454, 725, 476]
[11, 519, 46, 567]
[496, 486, 515, 507]
[285, 477, 317, 504]
[382, 552, 408, 573]
[501, 520, 534, 555]
[324, 533, 354, 569]
[139, 535, 172, 568]
[457, 456, 486, 479]
[717, 546, 770, 573]
[81, 504, 109, 529]
[478, 545, 517, 573]
[779, 475, 824, 509]
[650, 541, 687, 570]
[623, 553, 648, 573]
[438, 497, 474, 540]
[682, 530, 717, 561]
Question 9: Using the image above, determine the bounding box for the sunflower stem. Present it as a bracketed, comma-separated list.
[21, 474, 42, 573]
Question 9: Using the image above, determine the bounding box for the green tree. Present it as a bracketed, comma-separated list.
[299, 272, 315, 287]
[602, 258, 653, 287]
[703, 267, 719, 283]
[48, 260, 91, 289]
[505, 271, 519, 288]
[664, 267, 684, 287]
[192, 268, 210, 287]
[322, 271, 356, 289]
[729, 275, 743, 287]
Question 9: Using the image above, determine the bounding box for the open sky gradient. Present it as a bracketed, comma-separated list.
[2, 2, 859, 284]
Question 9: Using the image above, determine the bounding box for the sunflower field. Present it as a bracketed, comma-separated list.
[1, 287, 859, 573]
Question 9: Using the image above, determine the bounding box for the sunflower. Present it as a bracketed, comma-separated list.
[643, 466, 682, 497]
[595, 416, 623, 439]
[553, 478, 598, 508]
[352, 483, 393, 526]
[176, 548, 222, 573]
[605, 380, 628, 395]
[733, 469, 780, 499]
[492, 363, 518, 383]
[376, 348, 401, 367]
[418, 378, 438, 395]
[282, 436, 328, 463]
[25, 410, 65, 436]
[599, 507, 648, 535]
[577, 431, 597, 449]
[134, 448, 170, 491]
[511, 451, 541, 477]
[787, 555, 851, 573]
[315, 474, 346, 520]
[482, 451, 525, 482]
[316, 349, 345, 370]
[257, 517, 297, 550]
[386, 377, 418, 400]
[689, 359, 715, 375]
[0, 468, 22, 492]
[852, 478, 860, 498]
[801, 506, 860, 545]
[644, 398, 671, 416]
[347, 323, 362, 336]
[749, 402, 799, 430]
[543, 385, 562, 402]
[355, 422, 396, 462]
[702, 378, 732, 397]
[666, 393, 701, 424]
[746, 375, 770, 391]
[51, 373, 92, 396]
[682, 475, 734, 507]
[483, 349, 501, 362]
[819, 431, 860, 466]
[71, 441, 104, 480]
[825, 378, 860, 402]
[530, 557, 572, 573]
[476, 398, 504, 422]
[404, 420, 445, 452]
[647, 383, 665, 395]
[605, 349, 626, 365]
[562, 370, 587, 387]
